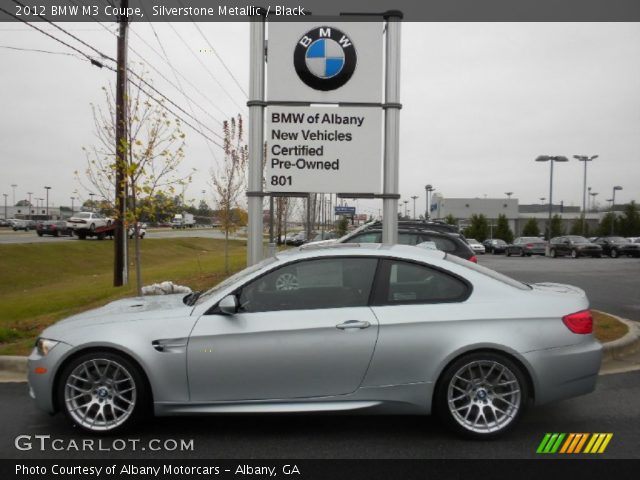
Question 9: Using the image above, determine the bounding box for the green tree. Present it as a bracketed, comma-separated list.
[522, 218, 540, 236]
[464, 214, 489, 241]
[494, 214, 514, 243]
[569, 215, 589, 236]
[444, 214, 458, 226]
[597, 212, 618, 236]
[549, 214, 564, 239]
[336, 216, 349, 236]
[619, 201, 640, 236]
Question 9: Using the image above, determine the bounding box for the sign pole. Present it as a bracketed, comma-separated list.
[382, 12, 402, 245]
[247, 17, 266, 266]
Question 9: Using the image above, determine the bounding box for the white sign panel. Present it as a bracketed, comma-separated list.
[267, 22, 383, 103]
[266, 106, 382, 193]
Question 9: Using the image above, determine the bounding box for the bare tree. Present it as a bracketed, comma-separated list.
[212, 115, 248, 273]
[77, 67, 192, 294]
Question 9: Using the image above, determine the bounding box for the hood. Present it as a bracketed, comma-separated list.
[43, 294, 190, 336]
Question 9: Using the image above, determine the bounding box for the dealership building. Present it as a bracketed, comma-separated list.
[430, 195, 604, 236]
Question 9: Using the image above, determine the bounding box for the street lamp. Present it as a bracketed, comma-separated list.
[402, 200, 408, 218]
[573, 155, 598, 215]
[10, 184, 17, 206]
[589, 191, 598, 212]
[424, 184, 434, 220]
[44, 186, 51, 219]
[539, 197, 546, 205]
[411, 195, 418, 220]
[27, 192, 33, 220]
[610, 185, 623, 235]
[2, 193, 7, 220]
[70, 197, 75, 217]
[505, 192, 513, 199]
[89, 192, 96, 211]
[535, 155, 568, 242]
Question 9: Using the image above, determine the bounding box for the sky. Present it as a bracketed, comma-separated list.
[1, 21, 639, 219]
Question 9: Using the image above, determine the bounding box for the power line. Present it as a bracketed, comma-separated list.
[0, 44, 83, 58]
[0, 5, 223, 150]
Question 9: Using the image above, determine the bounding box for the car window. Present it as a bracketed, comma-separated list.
[350, 232, 382, 243]
[444, 254, 531, 290]
[238, 257, 378, 312]
[375, 260, 469, 304]
[419, 234, 457, 253]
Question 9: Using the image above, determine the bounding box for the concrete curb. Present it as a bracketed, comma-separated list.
[596, 311, 640, 360]
[1, 313, 639, 382]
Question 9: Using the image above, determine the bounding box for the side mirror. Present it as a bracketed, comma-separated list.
[218, 295, 239, 315]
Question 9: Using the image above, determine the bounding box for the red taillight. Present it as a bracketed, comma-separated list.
[526, 243, 533, 248]
[469, 255, 478, 263]
[562, 310, 593, 334]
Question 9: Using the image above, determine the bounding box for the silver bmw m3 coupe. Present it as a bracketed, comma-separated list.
[28, 244, 602, 438]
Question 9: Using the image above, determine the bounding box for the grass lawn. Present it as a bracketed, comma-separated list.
[0, 239, 629, 355]
[0, 238, 247, 355]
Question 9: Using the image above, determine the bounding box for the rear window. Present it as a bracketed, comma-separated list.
[444, 254, 531, 290]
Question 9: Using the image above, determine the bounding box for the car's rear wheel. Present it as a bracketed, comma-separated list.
[610, 249, 618, 258]
[435, 352, 528, 439]
[57, 352, 148, 434]
[571, 249, 579, 259]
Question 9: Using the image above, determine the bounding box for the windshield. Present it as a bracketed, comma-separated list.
[194, 256, 278, 305]
[445, 254, 531, 290]
[76, 212, 91, 218]
[607, 237, 626, 243]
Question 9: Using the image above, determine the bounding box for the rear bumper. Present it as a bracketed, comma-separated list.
[523, 338, 602, 405]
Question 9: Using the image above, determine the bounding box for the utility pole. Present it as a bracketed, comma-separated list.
[411, 195, 418, 219]
[114, 0, 129, 287]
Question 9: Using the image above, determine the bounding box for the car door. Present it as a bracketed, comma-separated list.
[187, 257, 380, 401]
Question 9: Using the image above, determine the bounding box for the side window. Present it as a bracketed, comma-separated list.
[375, 260, 469, 304]
[351, 232, 382, 243]
[238, 257, 378, 313]
[419, 234, 456, 252]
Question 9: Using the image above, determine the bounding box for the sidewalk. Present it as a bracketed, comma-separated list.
[1, 315, 639, 383]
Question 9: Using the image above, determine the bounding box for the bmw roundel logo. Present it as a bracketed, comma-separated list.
[294, 26, 357, 91]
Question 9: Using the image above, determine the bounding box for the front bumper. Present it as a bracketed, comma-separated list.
[523, 338, 602, 405]
[27, 341, 74, 414]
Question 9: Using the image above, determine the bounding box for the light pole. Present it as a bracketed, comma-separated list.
[573, 155, 597, 214]
[89, 193, 96, 211]
[10, 184, 17, 206]
[27, 192, 33, 220]
[540, 197, 546, 205]
[70, 197, 75, 217]
[2, 193, 7, 220]
[44, 186, 51, 219]
[403, 200, 409, 218]
[610, 185, 623, 235]
[505, 192, 513, 199]
[425, 184, 434, 220]
[535, 155, 568, 242]
[411, 195, 418, 219]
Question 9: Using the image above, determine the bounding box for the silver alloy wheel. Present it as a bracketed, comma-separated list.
[446, 360, 521, 434]
[275, 273, 299, 291]
[64, 358, 137, 432]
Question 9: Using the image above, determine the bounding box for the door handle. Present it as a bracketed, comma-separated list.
[336, 320, 371, 330]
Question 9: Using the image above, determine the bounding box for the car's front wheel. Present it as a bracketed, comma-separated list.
[610, 249, 618, 258]
[435, 352, 528, 439]
[571, 249, 579, 259]
[57, 351, 148, 434]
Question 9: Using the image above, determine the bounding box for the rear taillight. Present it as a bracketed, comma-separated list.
[469, 255, 478, 263]
[526, 243, 533, 248]
[562, 310, 593, 334]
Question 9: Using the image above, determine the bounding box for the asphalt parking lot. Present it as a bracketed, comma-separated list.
[477, 254, 640, 322]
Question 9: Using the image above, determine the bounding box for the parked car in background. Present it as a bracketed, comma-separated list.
[506, 237, 547, 257]
[331, 227, 476, 262]
[549, 236, 602, 258]
[67, 212, 111, 232]
[28, 244, 602, 438]
[309, 231, 339, 242]
[36, 220, 73, 237]
[593, 236, 640, 258]
[288, 231, 310, 246]
[0, 218, 11, 227]
[9, 218, 35, 231]
[483, 239, 508, 254]
[466, 238, 485, 255]
[128, 223, 147, 239]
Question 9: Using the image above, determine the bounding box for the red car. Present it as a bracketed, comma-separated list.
[36, 221, 73, 237]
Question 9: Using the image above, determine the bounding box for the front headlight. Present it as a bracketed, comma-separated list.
[36, 338, 59, 356]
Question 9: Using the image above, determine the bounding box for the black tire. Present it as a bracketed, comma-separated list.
[89, 223, 95, 232]
[506, 249, 511, 257]
[550, 249, 557, 258]
[610, 249, 618, 259]
[54, 231, 59, 237]
[520, 250, 525, 257]
[571, 249, 579, 259]
[37, 232, 43, 237]
[435, 352, 529, 439]
[57, 351, 149, 434]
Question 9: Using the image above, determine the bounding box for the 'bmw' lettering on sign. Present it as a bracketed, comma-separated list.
[294, 27, 357, 91]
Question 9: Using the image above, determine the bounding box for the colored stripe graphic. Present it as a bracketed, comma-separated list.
[538, 433, 613, 454]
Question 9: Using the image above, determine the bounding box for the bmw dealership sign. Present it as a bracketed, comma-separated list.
[266, 22, 384, 193]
